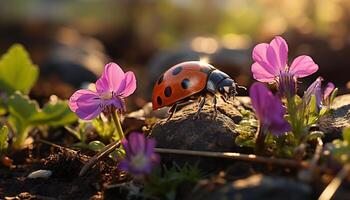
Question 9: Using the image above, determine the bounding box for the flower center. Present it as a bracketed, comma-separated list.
[277, 72, 296, 98]
[100, 92, 113, 100]
[130, 153, 149, 170]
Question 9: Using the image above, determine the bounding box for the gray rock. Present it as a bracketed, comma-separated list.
[319, 94, 350, 142]
[151, 97, 248, 169]
[190, 174, 311, 200]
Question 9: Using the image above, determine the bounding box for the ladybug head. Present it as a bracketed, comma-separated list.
[217, 78, 237, 100]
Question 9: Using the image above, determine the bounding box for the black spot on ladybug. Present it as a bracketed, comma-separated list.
[157, 96, 162, 105]
[172, 66, 183, 76]
[158, 74, 164, 85]
[181, 79, 190, 89]
[164, 86, 172, 97]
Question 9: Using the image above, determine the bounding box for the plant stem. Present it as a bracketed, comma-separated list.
[286, 96, 303, 140]
[318, 164, 350, 200]
[155, 148, 310, 169]
[111, 109, 124, 140]
[13, 126, 30, 150]
[255, 125, 266, 155]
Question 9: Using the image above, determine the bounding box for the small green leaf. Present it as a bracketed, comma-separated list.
[309, 95, 317, 114]
[8, 92, 38, 121]
[29, 99, 77, 126]
[0, 106, 6, 116]
[343, 127, 350, 144]
[8, 92, 77, 149]
[319, 107, 328, 117]
[7, 92, 38, 149]
[0, 44, 39, 94]
[330, 88, 338, 104]
[0, 126, 9, 153]
[88, 141, 105, 152]
[293, 95, 302, 106]
[92, 117, 115, 141]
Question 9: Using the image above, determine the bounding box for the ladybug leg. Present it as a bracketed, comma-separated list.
[212, 95, 218, 118]
[220, 95, 228, 103]
[193, 95, 206, 119]
[166, 103, 178, 121]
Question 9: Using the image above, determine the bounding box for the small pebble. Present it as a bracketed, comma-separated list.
[27, 170, 52, 179]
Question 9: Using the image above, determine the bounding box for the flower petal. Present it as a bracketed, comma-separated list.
[324, 82, 335, 100]
[128, 132, 146, 154]
[250, 82, 290, 136]
[145, 138, 156, 157]
[249, 82, 270, 120]
[121, 138, 131, 157]
[304, 77, 323, 109]
[70, 90, 102, 120]
[68, 89, 94, 112]
[96, 62, 125, 93]
[251, 63, 276, 82]
[103, 98, 125, 110]
[289, 55, 318, 78]
[269, 117, 291, 136]
[119, 159, 130, 171]
[252, 43, 279, 77]
[266, 36, 288, 71]
[117, 71, 137, 97]
[265, 96, 291, 135]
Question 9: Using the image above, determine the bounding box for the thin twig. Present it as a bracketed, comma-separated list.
[310, 137, 323, 169]
[36, 138, 77, 153]
[299, 137, 323, 182]
[155, 148, 310, 169]
[79, 141, 120, 176]
[318, 164, 350, 200]
[36, 138, 121, 176]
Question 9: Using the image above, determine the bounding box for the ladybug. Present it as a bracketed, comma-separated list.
[152, 61, 240, 120]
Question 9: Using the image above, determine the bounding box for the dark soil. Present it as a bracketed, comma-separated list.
[0, 147, 127, 200]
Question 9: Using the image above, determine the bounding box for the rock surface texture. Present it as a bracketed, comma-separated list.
[151, 96, 251, 169]
[319, 94, 350, 142]
[190, 174, 311, 200]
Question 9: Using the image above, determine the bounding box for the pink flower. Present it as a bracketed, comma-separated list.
[251, 36, 318, 97]
[303, 77, 335, 111]
[250, 82, 291, 136]
[68, 62, 136, 120]
[119, 132, 159, 175]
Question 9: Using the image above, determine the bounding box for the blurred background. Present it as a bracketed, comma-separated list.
[0, 0, 349, 110]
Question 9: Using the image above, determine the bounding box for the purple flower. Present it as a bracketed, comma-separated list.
[251, 36, 318, 97]
[303, 77, 335, 110]
[68, 62, 136, 120]
[119, 132, 159, 175]
[250, 82, 291, 136]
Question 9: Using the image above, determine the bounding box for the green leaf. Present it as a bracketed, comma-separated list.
[293, 95, 302, 106]
[0, 44, 39, 94]
[29, 99, 77, 126]
[0, 106, 6, 116]
[88, 140, 105, 152]
[330, 88, 338, 104]
[8, 92, 77, 149]
[8, 92, 38, 149]
[343, 127, 350, 144]
[92, 117, 115, 141]
[0, 126, 9, 153]
[309, 95, 317, 114]
[8, 91, 38, 129]
[319, 107, 328, 117]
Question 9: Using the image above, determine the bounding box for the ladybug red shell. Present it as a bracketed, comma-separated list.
[152, 61, 238, 119]
[152, 61, 214, 109]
